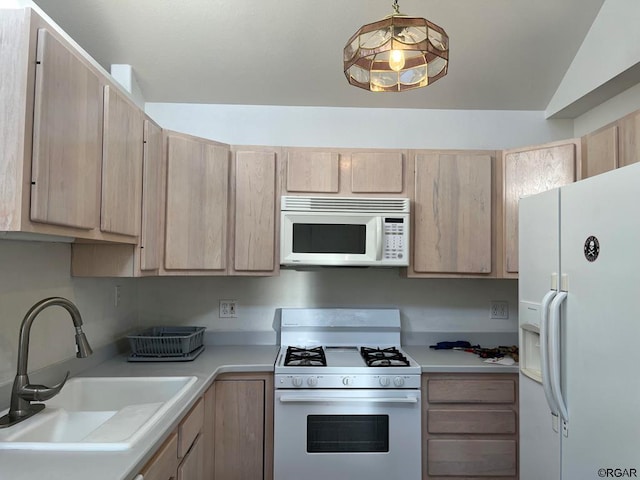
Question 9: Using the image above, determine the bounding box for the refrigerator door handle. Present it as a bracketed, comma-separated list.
[549, 291, 569, 422]
[540, 289, 559, 415]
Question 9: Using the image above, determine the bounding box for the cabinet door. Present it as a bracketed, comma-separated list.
[177, 434, 204, 480]
[31, 28, 101, 229]
[164, 133, 229, 271]
[101, 85, 144, 236]
[233, 150, 277, 273]
[583, 124, 618, 178]
[618, 110, 640, 168]
[285, 150, 339, 193]
[203, 384, 216, 480]
[413, 153, 492, 274]
[351, 151, 404, 193]
[140, 432, 179, 480]
[140, 119, 163, 271]
[214, 380, 265, 480]
[503, 142, 576, 274]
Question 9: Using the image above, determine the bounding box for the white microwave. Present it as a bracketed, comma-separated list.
[280, 196, 410, 267]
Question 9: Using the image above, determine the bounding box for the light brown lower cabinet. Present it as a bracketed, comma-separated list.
[137, 373, 273, 480]
[140, 432, 179, 480]
[422, 373, 519, 480]
[178, 433, 204, 480]
[209, 373, 274, 480]
[140, 398, 205, 480]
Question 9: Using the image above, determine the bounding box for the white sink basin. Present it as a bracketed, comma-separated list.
[0, 376, 197, 451]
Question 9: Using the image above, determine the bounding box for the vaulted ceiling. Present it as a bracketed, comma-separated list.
[34, 0, 604, 111]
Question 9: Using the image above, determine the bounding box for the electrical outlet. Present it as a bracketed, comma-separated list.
[114, 285, 122, 308]
[490, 301, 509, 319]
[219, 300, 238, 318]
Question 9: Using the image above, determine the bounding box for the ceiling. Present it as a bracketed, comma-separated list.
[33, 0, 605, 111]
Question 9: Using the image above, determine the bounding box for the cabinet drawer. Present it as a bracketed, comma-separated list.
[427, 439, 517, 476]
[427, 379, 515, 404]
[428, 408, 516, 434]
[140, 432, 178, 480]
[178, 398, 204, 458]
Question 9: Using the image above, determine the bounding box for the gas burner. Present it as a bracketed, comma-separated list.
[360, 347, 410, 367]
[285, 346, 327, 367]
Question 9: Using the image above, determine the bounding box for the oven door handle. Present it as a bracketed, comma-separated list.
[278, 395, 419, 404]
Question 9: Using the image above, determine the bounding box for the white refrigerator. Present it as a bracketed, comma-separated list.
[519, 162, 640, 480]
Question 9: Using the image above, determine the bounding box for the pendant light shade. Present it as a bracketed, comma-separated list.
[343, 1, 449, 92]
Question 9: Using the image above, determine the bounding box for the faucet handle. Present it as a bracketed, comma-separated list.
[18, 371, 70, 402]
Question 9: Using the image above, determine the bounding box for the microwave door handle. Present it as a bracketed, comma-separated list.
[376, 217, 383, 260]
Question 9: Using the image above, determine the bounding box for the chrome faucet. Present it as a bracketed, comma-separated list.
[0, 297, 93, 428]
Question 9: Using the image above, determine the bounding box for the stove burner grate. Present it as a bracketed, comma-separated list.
[360, 346, 410, 367]
[284, 346, 327, 367]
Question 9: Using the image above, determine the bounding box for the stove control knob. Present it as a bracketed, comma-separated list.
[393, 376, 405, 387]
[307, 377, 318, 387]
[379, 377, 390, 387]
[342, 377, 353, 386]
[292, 376, 303, 387]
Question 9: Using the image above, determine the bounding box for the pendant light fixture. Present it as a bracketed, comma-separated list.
[343, 0, 449, 92]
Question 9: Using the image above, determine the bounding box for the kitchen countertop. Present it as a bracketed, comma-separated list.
[0, 344, 518, 480]
[403, 346, 520, 373]
[0, 346, 279, 480]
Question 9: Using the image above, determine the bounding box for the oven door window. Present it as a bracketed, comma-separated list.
[307, 415, 389, 453]
[292, 224, 366, 254]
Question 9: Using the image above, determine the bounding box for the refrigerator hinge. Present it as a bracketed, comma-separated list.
[562, 419, 569, 437]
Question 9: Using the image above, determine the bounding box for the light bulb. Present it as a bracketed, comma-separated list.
[388, 50, 405, 71]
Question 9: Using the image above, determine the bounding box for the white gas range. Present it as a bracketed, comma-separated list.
[273, 308, 422, 480]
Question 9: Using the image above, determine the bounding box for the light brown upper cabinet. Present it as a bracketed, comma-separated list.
[139, 118, 164, 272]
[580, 108, 640, 180]
[30, 28, 102, 230]
[351, 151, 404, 193]
[582, 123, 618, 179]
[101, 85, 144, 236]
[617, 110, 640, 168]
[71, 117, 165, 278]
[283, 148, 406, 196]
[285, 149, 339, 193]
[408, 151, 496, 277]
[502, 140, 578, 276]
[1, 9, 144, 243]
[230, 147, 280, 275]
[163, 131, 230, 273]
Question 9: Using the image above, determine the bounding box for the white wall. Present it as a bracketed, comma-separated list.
[0, 241, 138, 388]
[574, 82, 640, 137]
[141, 102, 534, 347]
[145, 103, 573, 150]
[110, 64, 146, 109]
[546, 0, 640, 118]
[137, 269, 518, 343]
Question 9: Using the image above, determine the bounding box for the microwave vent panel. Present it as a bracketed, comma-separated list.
[282, 196, 409, 213]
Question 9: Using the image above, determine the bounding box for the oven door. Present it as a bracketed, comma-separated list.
[280, 212, 382, 266]
[274, 389, 422, 480]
